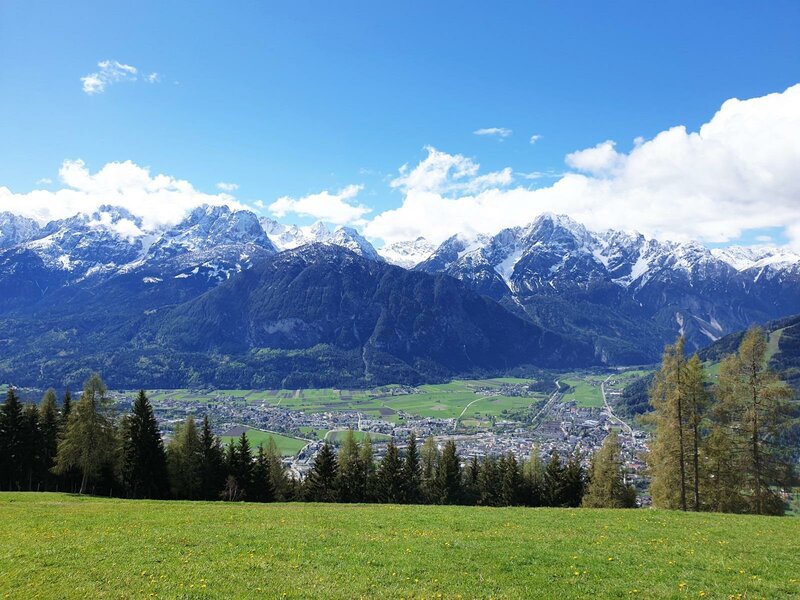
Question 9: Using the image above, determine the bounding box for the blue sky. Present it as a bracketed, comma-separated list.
[1, 1, 799, 247]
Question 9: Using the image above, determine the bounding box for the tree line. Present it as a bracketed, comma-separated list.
[647, 328, 798, 515]
[0, 373, 635, 508]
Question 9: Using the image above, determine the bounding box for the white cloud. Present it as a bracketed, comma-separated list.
[80, 60, 159, 94]
[35, 178, 52, 185]
[0, 160, 243, 230]
[216, 181, 239, 192]
[473, 127, 512, 138]
[365, 84, 800, 248]
[529, 134, 542, 144]
[268, 185, 370, 225]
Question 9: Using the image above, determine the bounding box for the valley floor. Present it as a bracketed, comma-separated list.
[1, 493, 798, 599]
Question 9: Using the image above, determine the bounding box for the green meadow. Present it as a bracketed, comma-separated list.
[219, 427, 307, 456]
[1, 493, 798, 599]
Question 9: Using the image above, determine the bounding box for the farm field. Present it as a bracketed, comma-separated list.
[1, 493, 798, 599]
[142, 377, 549, 423]
[219, 426, 307, 456]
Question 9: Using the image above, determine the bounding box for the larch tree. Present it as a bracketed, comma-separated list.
[54, 374, 116, 495]
[647, 337, 690, 510]
[582, 431, 636, 508]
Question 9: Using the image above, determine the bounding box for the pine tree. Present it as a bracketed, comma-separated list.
[304, 442, 338, 502]
[583, 431, 636, 508]
[54, 375, 116, 495]
[0, 388, 24, 490]
[120, 390, 168, 499]
[199, 416, 226, 500]
[435, 440, 461, 505]
[166, 416, 203, 499]
[376, 440, 404, 503]
[402, 432, 421, 504]
[647, 337, 690, 510]
[38, 389, 60, 490]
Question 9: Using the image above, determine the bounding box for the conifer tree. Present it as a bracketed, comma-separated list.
[20, 404, 41, 491]
[250, 444, 274, 502]
[54, 374, 116, 495]
[435, 440, 461, 504]
[684, 355, 709, 511]
[420, 435, 439, 502]
[402, 432, 421, 504]
[120, 390, 168, 499]
[647, 337, 690, 510]
[0, 388, 24, 490]
[523, 446, 546, 506]
[234, 432, 254, 496]
[583, 431, 636, 508]
[60, 390, 72, 431]
[500, 452, 523, 506]
[543, 451, 566, 506]
[166, 416, 203, 499]
[561, 452, 587, 507]
[199, 416, 226, 500]
[376, 440, 404, 503]
[336, 429, 364, 502]
[264, 437, 291, 501]
[462, 455, 480, 505]
[359, 434, 376, 502]
[477, 456, 500, 506]
[304, 442, 338, 502]
[710, 328, 796, 514]
[38, 389, 60, 490]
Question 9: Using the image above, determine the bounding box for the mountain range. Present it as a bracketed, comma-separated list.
[1, 204, 799, 388]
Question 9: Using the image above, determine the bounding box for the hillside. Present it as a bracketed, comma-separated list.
[1, 494, 798, 599]
[699, 313, 800, 392]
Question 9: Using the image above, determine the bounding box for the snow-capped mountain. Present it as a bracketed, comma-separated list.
[378, 237, 437, 269]
[417, 213, 800, 361]
[0, 212, 41, 248]
[259, 217, 383, 261]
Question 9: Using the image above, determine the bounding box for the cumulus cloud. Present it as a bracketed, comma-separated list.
[216, 181, 239, 192]
[365, 84, 800, 248]
[268, 185, 370, 225]
[473, 127, 512, 138]
[0, 160, 243, 230]
[529, 134, 542, 144]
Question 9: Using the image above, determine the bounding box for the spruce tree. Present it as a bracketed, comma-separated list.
[304, 442, 338, 502]
[54, 375, 116, 495]
[199, 416, 225, 500]
[543, 451, 566, 506]
[500, 453, 523, 506]
[233, 432, 254, 497]
[523, 446, 546, 506]
[336, 430, 364, 503]
[561, 452, 586, 507]
[38, 389, 60, 490]
[420, 436, 439, 503]
[435, 440, 461, 504]
[264, 437, 291, 501]
[250, 445, 274, 502]
[477, 456, 500, 506]
[583, 431, 636, 508]
[166, 416, 203, 499]
[376, 440, 404, 503]
[120, 390, 168, 499]
[359, 435, 376, 502]
[462, 455, 480, 505]
[0, 388, 24, 490]
[20, 404, 41, 491]
[402, 432, 421, 504]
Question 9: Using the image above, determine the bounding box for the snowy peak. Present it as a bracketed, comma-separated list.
[0, 212, 41, 248]
[260, 217, 382, 260]
[379, 237, 436, 268]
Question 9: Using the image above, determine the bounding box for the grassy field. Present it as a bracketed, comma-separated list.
[559, 376, 605, 408]
[143, 378, 547, 424]
[1, 494, 798, 599]
[219, 427, 307, 456]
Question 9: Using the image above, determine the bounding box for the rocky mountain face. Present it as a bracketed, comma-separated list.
[1, 204, 799, 386]
[416, 213, 800, 363]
